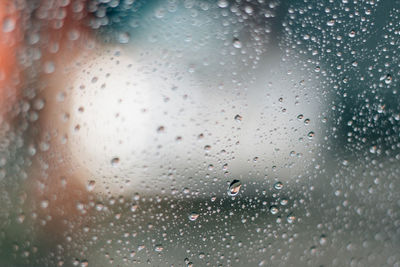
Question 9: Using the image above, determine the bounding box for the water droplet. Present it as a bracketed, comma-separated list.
[287, 213, 296, 223]
[130, 204, 138, 212]
[2, 17, 16, 32]
[320, 235, 327, 245]
[307, 131, 315, 139]
[280, 198, 288, 206]
[40, 200, 49, 209]
[17, 214, 25, 223]
[204, 145, 211, 151]
[326, 19, 335, 26]
[222, 163, 228, 171]
[274, 181, 283, 190]
[228, 180, 242, 196]
[297, 114, 304, 120]
[111, 157, 120, 166]
[269, 205, 278, 214]
[233, 38, 242, 49]
[234, 114, 243, 122]
[95, 203, 104, 211]
[157, 126, 165, 133]
[217, 0, 229, 8]
[385, 74, 392, 84]
[117, 32, 130, 44]
[86, 180, 96, 192]
[369, 146, 377, 154]
[33, 98, 45, 110]
[244, 5, 254, 14]
[348, 30, 356, 38]
[188, 212, 199, 221]
[154, 244, 163, 252]
[43, 61, 55, 74]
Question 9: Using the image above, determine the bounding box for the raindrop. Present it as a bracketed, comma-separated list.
[269, 205, 278, 214]
[244, 5, 254, 15]
[287, 213, 296, 223]
[274, 181, 283, 190]
[320, 235, 327, 245]
[43, 61, 55, 74]
[307, 131, 315, 139]
[280, 198, 288, 206]
[188, 212, 199, 221]
[228, 180, 242, 196]
[86, 180, 96, 192]
[204, 145, 211, 151]
[40, 200, 49, 209]
[118, 32, 130, 44]
[326, 19, 335, 26]
[384, 74, 392, 84]
[154, 245, 164, 252]
[2, 17, 16, 32]
[130, 204, 138, 212]
[111, 157, 120, 166]
[233, 38, 242, 49]
[95, 203, 104, 211]
[234, 114, 243, 122]
[33, 98, 45, 110]
[217, 0, 229, 8]
[17, 214, 25, 223]
[157, 126, 165, 133]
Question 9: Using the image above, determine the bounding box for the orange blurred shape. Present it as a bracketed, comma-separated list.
[0, 1, 20, 112]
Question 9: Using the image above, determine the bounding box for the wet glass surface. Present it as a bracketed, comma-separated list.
[0, 0, 400, 266]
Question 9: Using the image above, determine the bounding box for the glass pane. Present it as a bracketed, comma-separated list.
[1, 0, 399, 266]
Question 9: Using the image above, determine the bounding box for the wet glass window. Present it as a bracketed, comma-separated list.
[1, 0, 400, 266]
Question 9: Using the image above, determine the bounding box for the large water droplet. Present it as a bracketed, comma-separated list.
[234, 114, 243, 122]
[269, 205, 278, 214]
[188, 212, 199, 221]
[233, 38, 242, 49]
[274, 181, 283, 190]
[2, 17, 16, 33]
[154, 244, 164, 252]
[111, 157, 120, 166]
[86, 180, 96, 192]
[287, 213, 296, 223]
[385, 74, 392, 84]
[228, 180, 242, 196]
[217, 0, 229, 8]
[40, 200, 49, 209]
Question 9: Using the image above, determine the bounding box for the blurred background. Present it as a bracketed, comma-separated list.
[0, 0, 399, 266]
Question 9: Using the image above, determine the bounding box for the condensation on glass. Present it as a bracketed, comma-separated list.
[0, 0, 399, 266]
